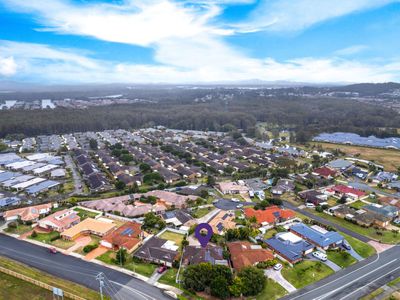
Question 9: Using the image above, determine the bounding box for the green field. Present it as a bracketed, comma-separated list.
[97, 251, 157, 277]
[256, 278, 288, 300]
[0, 271, 53, 300]
[0, 256, 102, 300]
[310, 211, 400, 244]
[326, 250, 357, 268]
[281, 261, 334, 289]
[158, 230, 185, 245]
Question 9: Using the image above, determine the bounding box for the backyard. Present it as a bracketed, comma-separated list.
[281, 260, 334, 289]
[158, 230, 185, 245]
[349, 201, 367, 210]
[97, 251, 157, 277]
[73, 207, 100, 220]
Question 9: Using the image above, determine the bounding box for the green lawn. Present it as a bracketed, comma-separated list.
[256, 278, 288, 300]
[159, 268, 180, 288]
[191, 207, 212, 218]
[388, 276, 400, 287]
[0, 271, 53, 300]
[97, 251, 157, 277]
[29, 231, 60, 244]
[4, 224, 32, 235]
[264, 229, 278, 239]
[311, 211, 400, 244]
[158, 230, 185, 245]
[326, 250, 357, 268]
[50, 238, 75, 250]
[349, 201, 366, 210]
[281, 261, 334, 289]
[73, 207, 100, 220]
[338, 231, 376, 258]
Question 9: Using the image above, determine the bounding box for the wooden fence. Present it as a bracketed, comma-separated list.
[0, 266, 87, 300]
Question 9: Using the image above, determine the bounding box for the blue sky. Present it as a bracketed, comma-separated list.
[0, 0, 400, 83]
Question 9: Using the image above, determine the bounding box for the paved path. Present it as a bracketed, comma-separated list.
[0, 233, 171, 300]
[306, 255, 342, 272]
[147, 270, 163, 285]
[282, 200, 371, 243]
[265, 269, 297, 293]
[84, 245, 108, 261]
[345, 245, 364, 261]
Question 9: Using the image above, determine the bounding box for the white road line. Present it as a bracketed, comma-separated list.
[315, 258, 399, 300]
[111, 280, 158, 300]
[340, 265, 400, 300]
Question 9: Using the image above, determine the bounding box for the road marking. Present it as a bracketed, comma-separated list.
[339, 264, 400, 300]
[111, 280, 158, 300]
[314, 258, 399, 300]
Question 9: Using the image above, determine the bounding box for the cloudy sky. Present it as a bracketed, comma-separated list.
[0, 0, 400, 83]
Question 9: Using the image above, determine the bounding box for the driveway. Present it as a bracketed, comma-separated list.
[306, 254, 342, 272]
[65, 235, 91, 254]
[147, 269, 163, 285]
[213, 199, 256, 211]
[265, 269, 297, 293]
[85, 245, 109, 261]
[342, 244, 364, 261]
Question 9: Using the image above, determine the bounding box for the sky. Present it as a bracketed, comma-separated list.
[0, 0, 400, 84]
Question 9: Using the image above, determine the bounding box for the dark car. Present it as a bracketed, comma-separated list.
[343, 240, 351, 250]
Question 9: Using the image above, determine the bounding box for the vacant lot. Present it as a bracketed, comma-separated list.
[310, 142, 400, 172]
[158, 230, 185, 245]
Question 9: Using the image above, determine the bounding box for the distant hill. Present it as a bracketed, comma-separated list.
[330, 82, 400, 96]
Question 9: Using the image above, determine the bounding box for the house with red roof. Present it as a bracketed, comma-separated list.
[244, 206, 296, 225]
[228, 241, 274, 270]
[100, 222, 143, 253]
[312, 167, 338, 179]
[325, 185, 367, 200]
[4, 203, 53, 223]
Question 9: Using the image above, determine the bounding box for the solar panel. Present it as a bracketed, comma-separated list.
[121, 228, 134, 236]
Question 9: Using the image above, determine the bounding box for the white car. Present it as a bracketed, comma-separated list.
[312, 251, 327, 261]
[393, 218, 400, 225]
[273, 263, 283, 271]
[236, 204, 243, 208]
[305, 202, 315, 208]
[231, 198, 240, 202]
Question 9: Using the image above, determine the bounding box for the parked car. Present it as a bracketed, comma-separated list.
[312, 251, 327, 261]
[157, 265, 167, 274]
[343, 240, 352, 250]
[231, 198, 240, 202]
[48, 247, 57, 254]
[305, 202, 315, 208]
[393, 218, 400, 225]
[273, 263, 283, 271]
[236, 204, 243, 208]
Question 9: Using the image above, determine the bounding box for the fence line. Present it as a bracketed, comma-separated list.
[0, 266, 87, 300]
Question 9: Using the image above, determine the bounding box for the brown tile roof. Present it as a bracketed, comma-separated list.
[101, 222, 142, 251]
[228, 241, 274, 270]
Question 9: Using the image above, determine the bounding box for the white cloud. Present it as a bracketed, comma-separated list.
[236, 0, 398, 33]
[0, 56, 17, 76]
[334, 45, 369, 56]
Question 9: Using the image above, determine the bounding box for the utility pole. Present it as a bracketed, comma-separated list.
[96, 272, 105, 300]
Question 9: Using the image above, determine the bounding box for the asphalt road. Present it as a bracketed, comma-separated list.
[282, 201, 371, 243]
[213, 198, 256, 210]
[282, 245, 400, 300]
[0, 234, 170, 300]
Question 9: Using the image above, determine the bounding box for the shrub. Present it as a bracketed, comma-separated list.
[83, 244, 98, 253]
[31, 230, 38, 238]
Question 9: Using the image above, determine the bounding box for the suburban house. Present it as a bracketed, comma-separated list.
[325, 185, 367, 200]
[271, 179, 295, 195]
[379, 197, 400, 209]
[100, 222, 143, 253]
[139, 190, 197, 209]
[243, 178, 269, 199]
[327, 159, 353, 171]
[161, 210, 195, 228]
[182, 245, 229, 266]
[265, 232, 314, 265]
[331, 205, 393, 228]
[208, 210, 236, 234]
[227, 241, 274, 271]
[364, 204, 398, 219]
[217, 182, 250, 195]
[312, 167, 338, 179]
[37, 209, 80, 232]
[134, 236, 179, 267]
[372, 172, 398, 184]
[299, 190, 328, 206]
[244, 206, 296, 226]
[4, 203, 53, 223]
[61, 218, 116, 240]
[290, 223, 344, 250]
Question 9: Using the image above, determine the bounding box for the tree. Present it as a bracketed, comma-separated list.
[0, 142, 7, 152]
[115, 180, 126, 190]
[116, 248, 127, 265]
[89, 138, 98, 150]
[206, 175, 216, 186]
[139, 163, 151, 173]
[229, 277, 245, 297]
[143, 212, 166, 230]
[120, 153, 134, 165]
[210, 276, 230, 299]
[31, 230, 38, 238]
[236, 266, 265, 296]
[199, 189, 209, 199]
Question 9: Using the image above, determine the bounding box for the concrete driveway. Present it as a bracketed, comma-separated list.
[265, 269, 297, 293]
[306, 254, 342, 272]
[342, 244, 364, 261]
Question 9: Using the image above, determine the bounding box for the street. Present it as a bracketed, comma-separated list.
[0, 234, 170, 300]
[282, 245, 400, 300]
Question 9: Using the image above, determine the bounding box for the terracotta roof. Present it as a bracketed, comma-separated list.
[38, 209, 80, 230]
[313, 167, 337, 178]
[102, 222, 142, 251]
[244, 206, 295, 224]
[4, 203, 52, 222]
[228, 241, 274, 270]
[61, 218, 116, 239]
[328, 185, 366, 197]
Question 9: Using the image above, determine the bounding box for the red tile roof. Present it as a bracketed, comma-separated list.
[228, 241, 274, 270]
[101, 222, 142, 251]
[329, 185, 366, 197]
[313, 167, 337, 178]
[244, 206, 296, 224]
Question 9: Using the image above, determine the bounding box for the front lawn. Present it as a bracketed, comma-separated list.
[97, 251, 157, 277]
[338, 231, 376, 258]
[158, 230, 185, 245]
[4, 224, 32, 235]
[349, 201, 366, 210]
[29, 231, 60, 244]
[264, 229, 278, 239]
[281, 260, 334, 289]
[159, 268, 180, 288]
[50, 238, 75, 250]
[326, 250, 357, 268]
[311, 211, 400, 244]
[256, 278, 288, 300]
